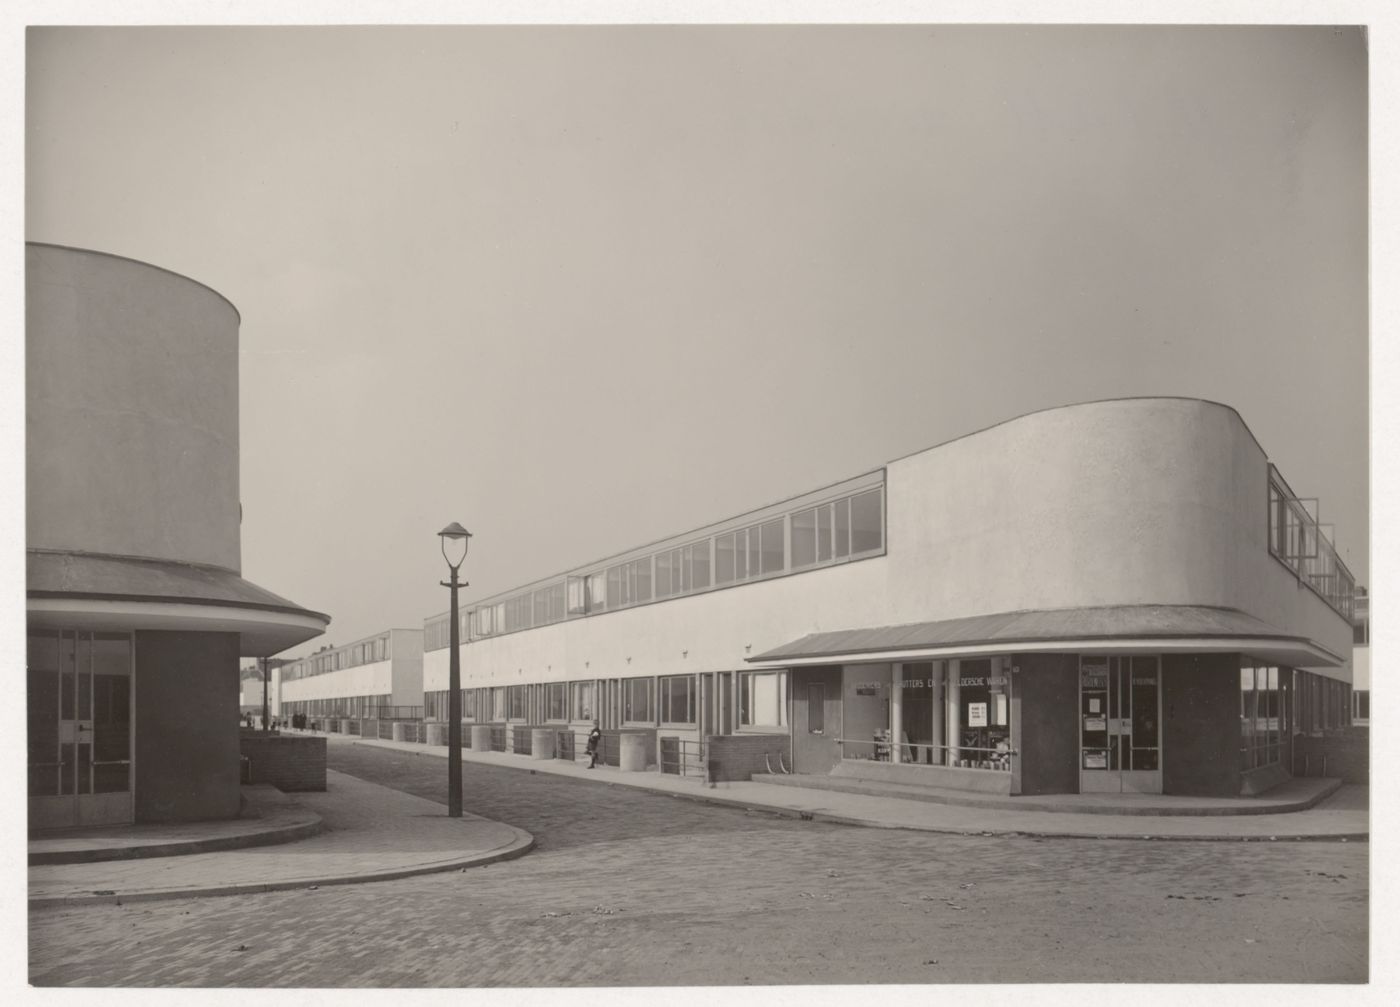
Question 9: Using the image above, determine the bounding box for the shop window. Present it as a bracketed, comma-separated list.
[956, 659, 1011, 768]
[739, 670, 788, 728]
[1239, 662, 1281, 769]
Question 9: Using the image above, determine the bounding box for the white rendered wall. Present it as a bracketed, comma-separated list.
[27, 244, 242, 572]
[388, 630, 425, 707]
[426, 398, 1354, 693]
[280, 661, 394, 705]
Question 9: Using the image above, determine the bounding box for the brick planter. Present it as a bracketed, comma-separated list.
[239, 734, 327, 791]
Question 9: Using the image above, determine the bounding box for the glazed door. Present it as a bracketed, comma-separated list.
[1079, 656, 1162, 794]
[28, 630, 134, 829]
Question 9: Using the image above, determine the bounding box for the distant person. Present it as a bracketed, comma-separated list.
[244, 712, 253, 729]
[586, 721, 602, 769]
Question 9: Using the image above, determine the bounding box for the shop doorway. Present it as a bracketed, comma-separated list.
[28, 630, 134, 829]
[1079, 655, 1161, 794]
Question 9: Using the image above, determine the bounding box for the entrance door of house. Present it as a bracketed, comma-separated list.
[27, 630, 134, 830]
[1079, 655, 1161, 794]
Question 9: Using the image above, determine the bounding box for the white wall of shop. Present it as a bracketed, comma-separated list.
[27, 244, 243, 572]
[884, 397, 1353, 674]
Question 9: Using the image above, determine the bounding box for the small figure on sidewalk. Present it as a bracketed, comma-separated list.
[586, 721, 602, 768]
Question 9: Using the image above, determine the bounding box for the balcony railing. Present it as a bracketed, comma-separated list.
[1268, 465, 1355, 621]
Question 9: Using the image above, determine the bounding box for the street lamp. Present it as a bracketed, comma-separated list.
[439, 522, 472, 818]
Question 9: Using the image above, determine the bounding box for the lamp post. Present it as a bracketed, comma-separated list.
[439, 522, 472, 818]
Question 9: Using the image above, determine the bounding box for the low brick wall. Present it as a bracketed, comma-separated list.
[707, 733, 789, 782]
[1296, 727, 1369, 784]
[239, 734, 327, 792]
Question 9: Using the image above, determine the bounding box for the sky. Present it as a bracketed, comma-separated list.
[21, 21, 1371, 658]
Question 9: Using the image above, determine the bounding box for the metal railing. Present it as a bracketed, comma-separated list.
[838, 738, 1016, 773]
[490, 726, 507, 752]
[660, 738, 707, 779]
[512, 728, 533, 756]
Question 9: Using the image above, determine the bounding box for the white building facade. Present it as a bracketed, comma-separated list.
[423, 398, 1354, 796]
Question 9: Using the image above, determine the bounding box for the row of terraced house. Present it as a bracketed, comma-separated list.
[265, 397, 1362, 799]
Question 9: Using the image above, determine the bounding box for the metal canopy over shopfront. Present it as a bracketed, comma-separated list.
[745, 604, 1343, 671]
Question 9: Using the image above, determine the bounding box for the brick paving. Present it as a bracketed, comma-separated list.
[28, 743, 1369, 986]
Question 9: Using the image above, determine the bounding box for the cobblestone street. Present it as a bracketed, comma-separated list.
[29, 744, 1368, 986]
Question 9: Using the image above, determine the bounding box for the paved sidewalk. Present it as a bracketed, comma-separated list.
[29, 770, 534, 908]
[30, 785, 322, 865]
[344, 734, 1369, 841]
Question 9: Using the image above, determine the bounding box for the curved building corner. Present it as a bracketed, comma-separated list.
[26, 243, 329, 830]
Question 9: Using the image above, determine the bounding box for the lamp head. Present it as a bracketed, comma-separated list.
[439, 522, 472, 570]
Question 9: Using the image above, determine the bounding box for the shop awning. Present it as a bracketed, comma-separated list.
[745, 604, 1344, 670]
[27, 550, 330, 657]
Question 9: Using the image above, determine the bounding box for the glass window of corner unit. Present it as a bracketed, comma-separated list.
[1353, 690, 1369, 721]
[739, 670, 788, 728]
[508, 685, 527, 721]
[545, 682, 567, 721]
[849, 487, 883, 554]
[623, 678, 654, 724]
[463, 689, 478, 720]
[660, 675, 696, 725]
[1240, 663, 1281, 770]
[571, 681, 595, 721]
[490, 687, 507, 721]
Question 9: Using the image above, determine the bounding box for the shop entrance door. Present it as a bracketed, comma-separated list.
[1079, 655, 1161, 794]
[28, 630, 134, 830]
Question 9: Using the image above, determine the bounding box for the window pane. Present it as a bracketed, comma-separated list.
[739, 671, 787, 727]
[850, 489, 883, 553]
[633, 558, 652, 603]
[736, 528, 748, 580]
[834, 498, 850, 558]
[716, 533, 736, 584]
[760, 519, 785, 574]
[747, 526, 761, 578]
[818, 505, 833, 562]
[655, 552, 672, 597]
[791, 508, 817, 568]
[690, 542, 710, 590]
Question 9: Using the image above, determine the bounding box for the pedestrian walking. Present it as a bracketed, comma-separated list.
[586, 721, 602, 768]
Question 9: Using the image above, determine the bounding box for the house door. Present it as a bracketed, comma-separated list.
[28, 630, 135, 830]
[1079, 655, 1162, 794]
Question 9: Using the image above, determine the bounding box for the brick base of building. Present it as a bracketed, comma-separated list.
[239, 735, 327, 791]
[1295, 727, 1369, 784]
[706, 733, 789, 783]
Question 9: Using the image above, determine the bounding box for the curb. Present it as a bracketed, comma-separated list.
[30, 815, 325, 866]
[29, 826, 536, 909]
[354, 738, 1368, 844]
[747, 773, 1345, 817]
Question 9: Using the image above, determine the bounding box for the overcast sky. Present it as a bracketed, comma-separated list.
[24, 24, 1369, 656]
